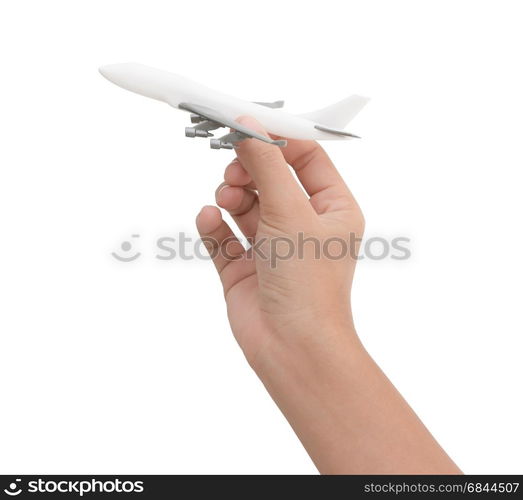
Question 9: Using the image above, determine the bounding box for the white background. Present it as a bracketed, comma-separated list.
[1, 0, 522, 474]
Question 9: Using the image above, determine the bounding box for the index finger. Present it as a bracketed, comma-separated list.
[234, 116, 314, 218]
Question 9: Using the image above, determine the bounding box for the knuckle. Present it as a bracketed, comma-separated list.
[257, 145, 283, 166]
[231, 190, 256, 216]
[214, 182, 227, 200]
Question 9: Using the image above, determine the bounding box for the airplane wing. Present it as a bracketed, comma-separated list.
[178, 102, 287, 148]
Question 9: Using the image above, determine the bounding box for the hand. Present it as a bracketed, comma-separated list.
[196, 117, 460, 474]
[196, 116, 364, 367]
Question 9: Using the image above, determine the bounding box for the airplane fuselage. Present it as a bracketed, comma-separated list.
[99, 63, 344, 140]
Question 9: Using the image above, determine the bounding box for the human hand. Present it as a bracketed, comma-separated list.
[196, 117, 460, 474]
[196, 117, 364, 368]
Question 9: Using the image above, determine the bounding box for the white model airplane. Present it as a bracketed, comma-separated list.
[99, 63, 369, 149]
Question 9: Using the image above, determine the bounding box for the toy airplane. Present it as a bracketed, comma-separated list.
[99, 63, 369, 149]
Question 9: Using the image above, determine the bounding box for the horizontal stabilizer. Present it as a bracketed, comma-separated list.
[314, 124, 360, 139]
[300, 95, 369, 129]
[254, 100, 284, 109]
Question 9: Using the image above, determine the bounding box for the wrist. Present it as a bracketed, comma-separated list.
[249, 318, 364, 382]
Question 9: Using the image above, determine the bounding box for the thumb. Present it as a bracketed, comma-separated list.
[234, 116, 312, 218]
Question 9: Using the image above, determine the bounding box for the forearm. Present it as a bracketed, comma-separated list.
[253, 327, 461, 475]
[198, 124, 460, 474]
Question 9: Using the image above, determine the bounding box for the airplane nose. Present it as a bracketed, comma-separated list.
[98, 63, 125, 85]
[98, 65, 109, 78]
[98, 63, 169, 103]
[99, 63, 150, 89]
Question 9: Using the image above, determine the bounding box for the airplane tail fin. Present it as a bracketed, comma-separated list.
[299, 95, 370, 129]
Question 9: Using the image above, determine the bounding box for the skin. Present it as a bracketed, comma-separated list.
[196, 116, 461, 474]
